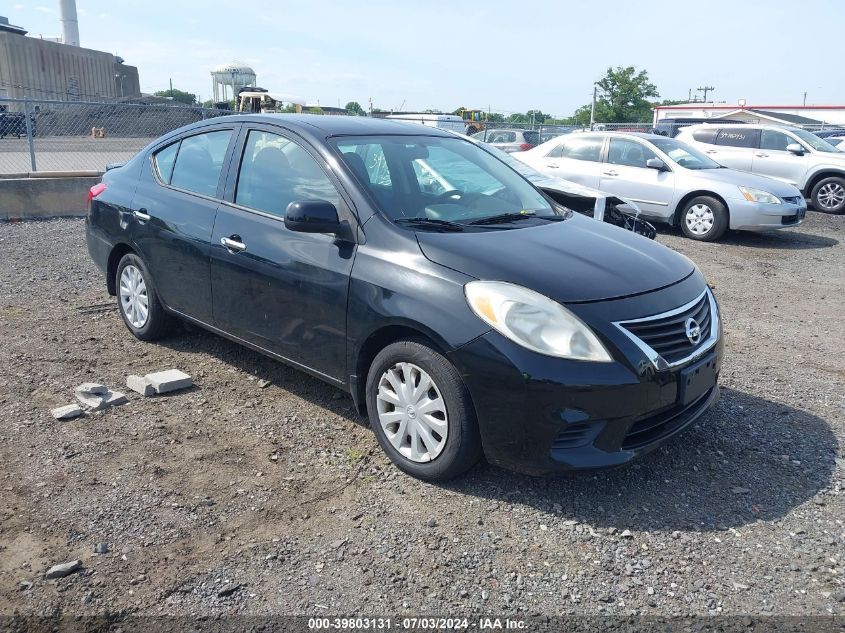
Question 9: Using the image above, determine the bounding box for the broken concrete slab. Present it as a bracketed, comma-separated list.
[74, 382, 108, 396]
[144, 369, 192, 394]
[126, 374, 155, 396]
[45, 560, 82, 579]
[76, 390, 128, 411]
[51, 404, 84, 420]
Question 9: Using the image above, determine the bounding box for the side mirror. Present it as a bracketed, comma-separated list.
[786, 143, 805, 155]
[284, 200, 341, 233]
[646, 158, 668, 171]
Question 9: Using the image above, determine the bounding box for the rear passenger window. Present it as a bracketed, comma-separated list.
[715, 128, 759, 148]
[235, 130, 340, 218]
[692, 128, 718, 144]
[170, 130, 232, 197]
[153, 142, 179, 183]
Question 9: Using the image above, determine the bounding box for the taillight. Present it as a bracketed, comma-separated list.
[87, 182, 107, 210]
[518, 143, 534, 151]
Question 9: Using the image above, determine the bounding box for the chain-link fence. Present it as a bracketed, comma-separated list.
[0, 98, 234, 174]
[2, 98, 843, 175]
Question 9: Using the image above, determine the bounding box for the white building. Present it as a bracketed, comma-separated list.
[653, 103, 845, 128]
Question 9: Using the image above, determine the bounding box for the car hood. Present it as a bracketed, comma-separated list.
[683, 166, 802, 196]
[415, 213, 695, 303]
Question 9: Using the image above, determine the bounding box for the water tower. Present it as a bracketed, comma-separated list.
[211, 62, 257, 103]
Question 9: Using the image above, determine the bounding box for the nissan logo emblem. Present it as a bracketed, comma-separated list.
[685, 317, 702, 345]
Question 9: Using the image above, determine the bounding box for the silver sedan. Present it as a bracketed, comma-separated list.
[515, 132, 807, 241]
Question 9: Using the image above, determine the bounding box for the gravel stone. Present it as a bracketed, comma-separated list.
[44, 560, 81, 579]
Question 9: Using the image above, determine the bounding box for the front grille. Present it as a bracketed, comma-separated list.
[620, 291, 712, 365]
[622, 387, 715, 450]
[782, 196, 803, 205]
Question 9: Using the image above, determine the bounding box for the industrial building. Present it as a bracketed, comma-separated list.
[653, 103, 845, 127]
[0, 4, 140, 106]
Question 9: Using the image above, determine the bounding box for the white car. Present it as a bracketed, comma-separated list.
[515, 132, 806, 241]
[676, 124, 845, 214]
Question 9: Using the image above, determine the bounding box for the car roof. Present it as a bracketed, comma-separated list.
[678, 122, 803, 133]
[178, 113, 455, 139]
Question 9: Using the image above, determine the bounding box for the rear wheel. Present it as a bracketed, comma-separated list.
[810, 176, 845, 214]
[115, 253, 173, 341]
[679, 196, 728, 241]
[365, 340, 482, 481]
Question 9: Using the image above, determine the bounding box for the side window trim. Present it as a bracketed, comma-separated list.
[220, 123, 361, 230]
[149, 124, 240, 201]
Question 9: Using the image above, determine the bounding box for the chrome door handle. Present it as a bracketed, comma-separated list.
[755, 153, 769, 158]
[705, 150, 717, 154]
[603, 170, 619, 176]
[547, 163, 560, 168]
[220, 236, 246, 252]
[133, 209, 151, 221]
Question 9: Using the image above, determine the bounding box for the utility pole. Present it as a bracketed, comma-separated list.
[697, 85, 715, 102]
[169, 78, 173, 99]
[589, 84, 597, 131]
[803, 91, 808, 106]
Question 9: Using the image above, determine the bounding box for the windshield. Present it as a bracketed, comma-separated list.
[333, 135, 556, 224]
[650, 137, 722, 169]
[792, 128, 842, 153]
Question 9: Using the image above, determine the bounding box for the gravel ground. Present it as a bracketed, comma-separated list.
[0, 214, 843, 619]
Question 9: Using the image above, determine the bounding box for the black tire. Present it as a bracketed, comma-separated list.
[365, 339, 482, 481]
[679, 195, 728, 241]
[115, 253, 173, 341]
[810, 176, 845, 214]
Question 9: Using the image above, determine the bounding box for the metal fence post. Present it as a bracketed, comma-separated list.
[23, 98, 37, 171]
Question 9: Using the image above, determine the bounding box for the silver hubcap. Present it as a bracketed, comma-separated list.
[817, 182, 845, 210]
[376, 362, 448, 463]
[685, 203, 714, 235]
[119, 264, 149, 328]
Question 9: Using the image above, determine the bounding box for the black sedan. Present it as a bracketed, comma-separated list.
[86, 115, 722, 480]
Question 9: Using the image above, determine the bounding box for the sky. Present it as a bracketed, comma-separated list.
[6, 0, 845, 116]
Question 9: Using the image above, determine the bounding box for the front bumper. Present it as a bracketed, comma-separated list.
[727, 196, 806, 231]
[448, 277, 723, 475]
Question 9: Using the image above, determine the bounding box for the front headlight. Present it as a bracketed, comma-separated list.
[464, 281, 612, 362]
[739, 186, 781, 204]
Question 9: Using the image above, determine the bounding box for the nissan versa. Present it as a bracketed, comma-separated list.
[86, 116, 723, 481]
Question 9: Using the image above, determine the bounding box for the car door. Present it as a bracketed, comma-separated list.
[599, 138, 675, 219]
[210, 125, 357, 382]
[540, 135, 604, 188]
[704, 127, 759, 171]
[130, 125, 238, 323]
[752, 129, 810, 186]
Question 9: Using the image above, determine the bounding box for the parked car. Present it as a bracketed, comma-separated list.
[653, 118, 746, 138]
[0, 109, 35, 139]
[470, 128, 539, 152]
[676, 124, 845, 214]
[828, 137, 845, 151]
[810, 129, 845, 139]
[515, 132, 806, 241]
[470, 138, 657, 238]
[87, 115, 722, 480]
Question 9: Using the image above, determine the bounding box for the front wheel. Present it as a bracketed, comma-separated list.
[679, 196, 728, 241]
[810, 176, 845, 214]
[365, 340, 482, 481]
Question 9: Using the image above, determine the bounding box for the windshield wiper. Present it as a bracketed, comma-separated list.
[394, 217, 464, 232]
[466, 212, 537, 225]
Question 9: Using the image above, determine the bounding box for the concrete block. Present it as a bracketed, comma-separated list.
[145, 369, 192, 394]
[126, 374, 154, 396]
[75, 382, 108, 396]
[76, 390, 128, 411]
[51, 404, 84, 420]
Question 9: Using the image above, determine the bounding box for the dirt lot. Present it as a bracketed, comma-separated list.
[0, 214, 843, 620]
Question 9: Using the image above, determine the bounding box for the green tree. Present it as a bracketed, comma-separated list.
[153, 88, 197, 105]
[575, 66, 660, 123]
[307, 106, 324, 115]
[345, 101, 366, 116]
